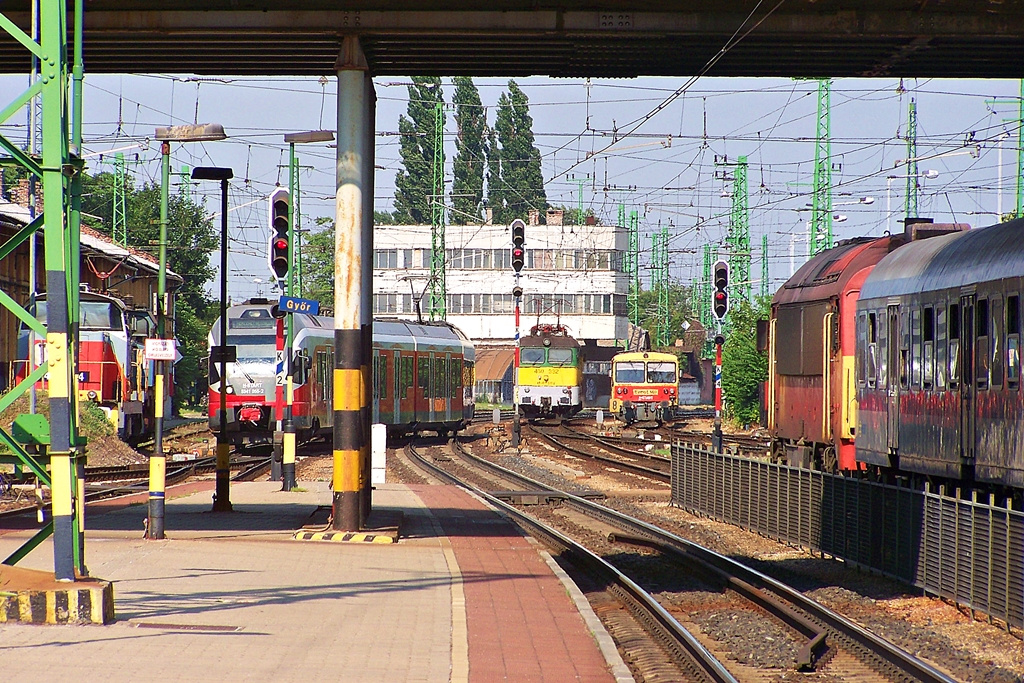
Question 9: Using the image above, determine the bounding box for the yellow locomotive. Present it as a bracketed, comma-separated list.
[609, 350, 679, 424]
[516, 324, 584, 418]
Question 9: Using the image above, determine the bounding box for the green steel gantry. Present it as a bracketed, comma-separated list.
[0, 0, 87, 580]
[621, 205, 640, 330]
[650, 224, 670, 347]
[761, 233, 770, 300]
[428, 101, 446, 320]
[984, 80, 1024, 222]
[726, 155, 751, 304]
[113, 152, 128, 245]
[905, 98, 919, 220]
[809, 79, 833, 255]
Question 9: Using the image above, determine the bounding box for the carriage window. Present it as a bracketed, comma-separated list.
[614, 361, 645, 383]
[1008, 295, 1020, 389]
[867, 312, 877, 388]
[922, 307, 934, 390]
[991, 297, 1004, 388]
[375, 355, 388, 400]
[647, 362, 677, 383]
[547, 348, 574, 366]
[402, 356, 414, 399]
[911, 308, 922, 388]
[948, 303, 960, 389]
[520, 348, 546, 365]
[449, 358, 460, 399]
[435, 357, 447, 399]
[857, 313, 867, 386]
[936, 306, 947, 390]
[418, 356, 430, 395]
[977, 299, 990, 390]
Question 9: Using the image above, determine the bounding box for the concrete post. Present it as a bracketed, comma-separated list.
[333, 36, 370, 531]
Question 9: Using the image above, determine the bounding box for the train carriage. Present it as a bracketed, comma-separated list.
[609, 350, 679, 424]
[515, 323, 584, 418]
[856, 218, 1024, 490]
[208, 300, 474, 443]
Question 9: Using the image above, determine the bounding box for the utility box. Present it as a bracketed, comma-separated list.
[371, 423, 387, 484]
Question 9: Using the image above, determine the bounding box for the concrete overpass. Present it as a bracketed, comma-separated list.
[2, 1, 1024, 77]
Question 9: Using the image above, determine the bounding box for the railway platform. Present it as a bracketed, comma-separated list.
[0, 480, 632, 682]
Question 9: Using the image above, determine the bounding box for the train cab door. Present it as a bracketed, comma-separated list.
[886, 304, 901, 453]
[959, 295, 977, 464]
[444, 353, 453, 423]
[371, 349, 382, 424]
[428, 353, 437, 422]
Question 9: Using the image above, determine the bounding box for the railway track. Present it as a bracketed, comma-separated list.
[402, 435, 956, 683]
[527, 422, 671, 482]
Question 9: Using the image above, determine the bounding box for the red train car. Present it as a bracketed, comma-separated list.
[767, 235, 905, 471]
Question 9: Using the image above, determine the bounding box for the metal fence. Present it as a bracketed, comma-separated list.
[671, 442, 1024, 631]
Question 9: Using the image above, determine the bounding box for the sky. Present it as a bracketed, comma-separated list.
[2, 72, 1023, 302]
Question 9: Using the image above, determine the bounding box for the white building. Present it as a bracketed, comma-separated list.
[372, 210, 629, 345]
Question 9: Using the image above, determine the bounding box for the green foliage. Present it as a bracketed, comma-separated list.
[721, 296, 770, 425]
[489, 81, 547, 223]
[303, 217, 336, 308]
[636, 281, 694, 349]
[451, 77, 487, 225]
[394, 77, 444, 224]
[374, 210, 397, 225]
[547, 204, 596, 226]
[79, 170, 218, 408]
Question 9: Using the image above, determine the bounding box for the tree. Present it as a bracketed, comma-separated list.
[721, 296, 770, 425]
[393, 77, 444, 224]
[450, 77, 486, 224]
[302, 217, 336, 309]
[636, 281, 694, 349]
[80, 171, 218, 408]
[489, 80, 547, 222]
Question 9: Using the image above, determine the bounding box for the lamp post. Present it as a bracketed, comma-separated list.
[280, 130, 333, 491]
[147, 124, 226, 539]
[886, 170, 939, 232]
[192, 166, 234, 512]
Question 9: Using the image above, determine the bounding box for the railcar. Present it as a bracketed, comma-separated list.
[208, 300, 474, 443]
[609, 350, 679, 424]
[16, 290, 158, 442]
[515, 323, 584, 418]
[767, 235, 907, 471]
[856, 218, 1024, 490]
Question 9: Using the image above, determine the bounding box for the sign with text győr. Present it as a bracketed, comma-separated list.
[145, 338, 176, 361]
[279, 295, 320, 316]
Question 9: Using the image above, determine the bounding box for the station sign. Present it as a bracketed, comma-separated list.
[279, 295, 320, 316]
[144, 338, 177, 361]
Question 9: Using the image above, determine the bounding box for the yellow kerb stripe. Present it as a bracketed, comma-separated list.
[333, 450, 361, 491]
[333, 368, 364, 411]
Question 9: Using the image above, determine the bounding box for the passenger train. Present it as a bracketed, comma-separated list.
[767, 217, 1024, 494]
[609, 350, 679, 424]
[208, 300, 475, 443]
[515, 323, 584, 418]
[16, 290, 159, 442]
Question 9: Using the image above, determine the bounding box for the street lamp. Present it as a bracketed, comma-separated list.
[886, 170, 939, 233]
[147, 123, 227, 539]
[278, 130, 333, 491]
[192, 166, 234, 513]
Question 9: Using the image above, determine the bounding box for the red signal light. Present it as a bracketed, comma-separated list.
[274, 238, 288, 250]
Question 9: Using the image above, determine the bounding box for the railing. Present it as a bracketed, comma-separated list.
[671, 442, 1024, 632]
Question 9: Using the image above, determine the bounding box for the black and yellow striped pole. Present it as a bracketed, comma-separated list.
[333, 36, 371, 530]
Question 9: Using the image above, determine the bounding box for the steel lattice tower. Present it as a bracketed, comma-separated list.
[810, 79, 833, 255]
[905, 98, 919, 220]
[727, 155, 751, 304]
[655, 225, 670, 347]
[113, 152, 128, 245]
[761, 233, 770, 300]
[428, 101, 446, 320]
[627, 209, 640, 329]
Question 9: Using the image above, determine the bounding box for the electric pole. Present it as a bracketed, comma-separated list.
[428, 101, 446, 320]
[905, 97, 919, 220]
[113, 152, 127, 245]
[761, 233, 770, 300]
[810, 78, 833, 255]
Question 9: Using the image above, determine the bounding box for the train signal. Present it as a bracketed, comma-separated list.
[268, 188, 290, 281]
[512, 285, 523, 298]
[712, 260, 729, 320]
[511, 218, 526, 272]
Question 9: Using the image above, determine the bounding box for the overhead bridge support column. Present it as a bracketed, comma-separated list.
[333, 36, 374, 531]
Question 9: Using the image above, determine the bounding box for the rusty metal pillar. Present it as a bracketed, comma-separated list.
[333, 36, 370, 530]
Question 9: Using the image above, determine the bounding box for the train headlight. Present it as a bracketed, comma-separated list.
[523, 387, 530, 393]
[562, 388, 570, 394]
[87, 390, 97, 400]
[225, 385, 235, 394]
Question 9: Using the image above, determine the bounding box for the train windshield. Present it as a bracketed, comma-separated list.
[227, 334, 277, 363]
[32, 300, 121, 330]
[547, 348, 574, 366]
[614, 361, 645, 383]
[521, 348, 546, 365]
[647, 362, 676, 383]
